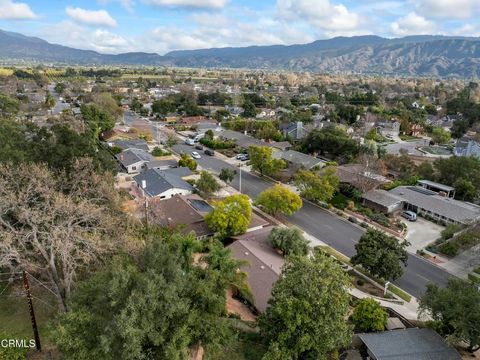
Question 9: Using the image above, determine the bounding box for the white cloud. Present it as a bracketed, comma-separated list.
[0, 0, 36, 20]
[65, 7, 118, 27]
[146, 0, 227, 8]
[451, 24, 480, 37]
[98, 0, 134, 13]
[276, 0, 365, 35]
[391, 12, 436, 36]
[40, 21, 131, 53]
[415, 0, 480, 19]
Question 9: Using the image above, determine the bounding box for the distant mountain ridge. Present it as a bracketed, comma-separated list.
[1, 29, 479, 78]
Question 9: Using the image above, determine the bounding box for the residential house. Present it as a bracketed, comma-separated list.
[337, 164, 390, 192]
[454, 137, 480, 158]
[146, 159, 178, 170]
[228, 226, 283, 313]
[178, 116, 215, 125]
[280, 121, 307, 141]
[256, 109, 276, 119]
[357, 328, 461, 360]
[225, 105, 243, 117]
[148, 194, 214, 239]
[376, 120, 400, 137]
[115, 148, 153, 174]
[409, 123, 423, 137]
[133, 167, 194, 199]
[363, 185, 480, 225]
[273, 150, 325, 170]
[112, 139, 150, 152]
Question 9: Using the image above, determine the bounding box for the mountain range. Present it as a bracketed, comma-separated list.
[1, 29, 480, 78]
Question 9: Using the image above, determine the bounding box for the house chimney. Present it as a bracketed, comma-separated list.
[296, 121, 303, 138]
[141, 180, 147, 189]
[120, 154, 124, 161]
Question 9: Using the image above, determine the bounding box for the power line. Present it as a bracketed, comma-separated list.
[25, 272, 58, 298]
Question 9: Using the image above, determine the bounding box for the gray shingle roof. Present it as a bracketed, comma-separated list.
[390, 186, 480, 223]
[115, 148, 153, 167]
[113, 139, 149, 151]
[273, 150, 324, 169]
[358, 328, 461, 360]
[363, 190, 404, 208]
[133, 167, 193, 197]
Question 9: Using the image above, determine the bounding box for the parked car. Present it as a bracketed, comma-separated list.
[195, 145, 204, 150]
[238, 154, 249, 161]
[401, 210, 417, 221]
[191, 151, 201, 159]
[185, 138, 195, 146]
[204, 149, 215, 156]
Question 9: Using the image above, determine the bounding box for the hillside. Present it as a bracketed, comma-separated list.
[1, 29, 479, 77]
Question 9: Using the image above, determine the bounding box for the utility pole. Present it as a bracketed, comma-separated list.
[144, 198, 149, 230]
[239, 163, 242, 193]
[22, 271, 41, 351]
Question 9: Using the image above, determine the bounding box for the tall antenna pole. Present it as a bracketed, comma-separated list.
[22, 271, 41, 351]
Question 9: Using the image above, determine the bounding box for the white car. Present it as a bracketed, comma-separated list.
[191, 151, 201, 159]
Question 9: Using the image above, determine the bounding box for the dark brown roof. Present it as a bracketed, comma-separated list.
[229, 227, 284, 312]
[149, 194, 214, 238]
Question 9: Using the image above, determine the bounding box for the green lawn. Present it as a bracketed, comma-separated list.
[0, 284, 58, 345]
[206, 332, 267, 360]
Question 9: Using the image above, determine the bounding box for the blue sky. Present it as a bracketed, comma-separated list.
[1, 0, 479, 54]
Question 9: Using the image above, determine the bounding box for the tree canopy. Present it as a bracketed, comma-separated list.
[178, 153, 198, 171]
[54, 233, 245, 359]
[351, 298, 388, 332]
[301, 126, 360, 163]
[294, 167, 339, 204]
[268, 227, 309, 256]
[351, 229, 409, 281]
[248, 145, 286, 177]
[259, 253, 352, 359]
[255, 184, 302, 217]
[205, 194, 252, 238]
[196, 170, 221, 197]
[420, 278, 480, 353]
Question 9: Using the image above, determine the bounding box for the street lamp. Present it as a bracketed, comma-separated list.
[384, 281, 390, 296]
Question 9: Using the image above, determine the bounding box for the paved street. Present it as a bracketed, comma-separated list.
[172, 142, 451, 298]
[121, 111, 451, 298]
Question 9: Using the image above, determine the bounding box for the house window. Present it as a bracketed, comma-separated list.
[131, 166, 137, 171]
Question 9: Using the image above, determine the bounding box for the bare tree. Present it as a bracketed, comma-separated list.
[0, 162, 124, 312]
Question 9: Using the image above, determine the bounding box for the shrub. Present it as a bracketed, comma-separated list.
[369, 213, 390, 227]
[268, 227, 309, 256]
[441, 224, 461, 240]
[356, 279, 365, 286]
[151, 146, 171, 157]
[438, 241, 459, 257]
[351, 298, 388, 332]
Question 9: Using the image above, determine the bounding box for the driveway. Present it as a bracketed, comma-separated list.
[385, 139, 429, 156]
[404, 217, 444, 253]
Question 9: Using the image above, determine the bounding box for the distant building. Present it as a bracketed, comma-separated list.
[281, 121, 307, 141]
[376, 120, 400, 137]
[454, 137, 480, 158]
[273, 149, 325, 170]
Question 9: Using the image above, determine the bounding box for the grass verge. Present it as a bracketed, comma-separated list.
[388, 284, 412, 302]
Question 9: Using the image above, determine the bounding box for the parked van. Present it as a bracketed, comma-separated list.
[401, 210, 417, 221]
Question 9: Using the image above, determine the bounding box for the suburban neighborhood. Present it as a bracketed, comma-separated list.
[1, 53, 480, 359]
